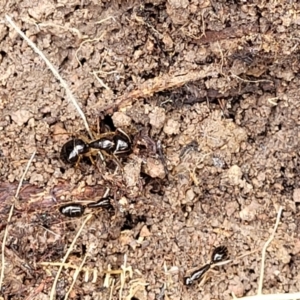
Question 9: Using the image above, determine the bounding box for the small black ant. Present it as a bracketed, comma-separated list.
[184, 246, 229, 286]
[60, 138, 90, 165]
[59, 187, 114, 218]
[87, 197, 113, 210]
[59, 203, 86, 218]
[59, 197, 113, 218]
[60, 128, 132, 168]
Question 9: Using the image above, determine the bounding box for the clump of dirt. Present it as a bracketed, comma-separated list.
[1, 1, 300, 299]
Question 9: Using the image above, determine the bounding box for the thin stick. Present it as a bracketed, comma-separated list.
[258, 206, 283, 295]
[231, 74, 273, 84]
[232, 206, 300, 300]
[49, 214, 92, 300]
[5, 15, 93, 139]
[109, 278, 115, 300]
[91, 71, 111, 90]
[233, 292, 300, 300]
[15, 151, 36, 198]
[64, 253, 88, 300]
[75, 35, 106, 67]
[0, 151, 36, 290]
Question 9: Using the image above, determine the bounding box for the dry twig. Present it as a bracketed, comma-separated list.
[258, 206, 283, 295]
[232, 206, 300, 300]
[104, 67, 216, 111]
[64, 254, 88, 300]
[5, 15, 93, 139]
[0, 151, 36, 291]
[49, 214, 93, 300]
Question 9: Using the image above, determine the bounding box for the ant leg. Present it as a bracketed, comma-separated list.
[97, 150, 105, 163]
[74, 155, 83, 171]
[87, 149, 106, 168]
[86, 153, 96, 165]
[98, 151, 122, 169]
[77, 134, 91, 145]
[198, 272, 208, 287]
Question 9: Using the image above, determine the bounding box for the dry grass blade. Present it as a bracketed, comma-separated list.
[50, 214, 93, 300]
[64, 254, 88, 300]
[5, 15, 93, 139]
[104, 67, 216, 111]
[0, 151, 36, 291]
[109, 278, 115, 300]
[119, 254, 133, 300]
[232, 206, 300, 300]
[258, 206, 283, 295]
[232, 293, 300, 300]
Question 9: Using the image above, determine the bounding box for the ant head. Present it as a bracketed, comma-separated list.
[211, 246, 229, 263]
[183, 276, 193, 286]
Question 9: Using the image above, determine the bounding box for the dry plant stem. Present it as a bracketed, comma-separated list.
[91, 71, 111, 90]
[5, 15, 93, 140]
[109, 278, 115, 300]
[106, 68, 216, 110]
[233, 292, 300, 300]
[64, 254, 88, 300]
[258, 206, 283, 295]
[230, 74, 273, 84]
[50, 214, 93, 300]
[0, 151, 36, 291]
[232, 206, 297, 300]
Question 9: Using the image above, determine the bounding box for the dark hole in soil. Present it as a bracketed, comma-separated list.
[121, 213, 147, 231]
[82, 244, 86, 256]
[101, 114, 116, 131]
[79, 58, 86, 65]
[0, 50, 7, 57]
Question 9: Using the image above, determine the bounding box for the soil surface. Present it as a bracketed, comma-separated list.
[1, 1, 300, 299]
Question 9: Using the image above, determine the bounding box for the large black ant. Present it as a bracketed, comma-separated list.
[60, 128, 132, 168]
[184, 246, 229, 286]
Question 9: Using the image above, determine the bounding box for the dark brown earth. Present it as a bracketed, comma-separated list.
[1, 1, 300, 299]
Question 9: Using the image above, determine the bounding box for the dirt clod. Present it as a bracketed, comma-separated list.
[10, 109, 33, 126]
[144, 157, 166, 179]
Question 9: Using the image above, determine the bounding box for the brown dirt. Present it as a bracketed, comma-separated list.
[1, 1, 300, 299]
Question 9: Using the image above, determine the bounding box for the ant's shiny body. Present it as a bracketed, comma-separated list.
[59, 197, 113, 217]
[60, 129, 131, 167]
[59, 203, 86, 218]
[184, 246, 229, 286]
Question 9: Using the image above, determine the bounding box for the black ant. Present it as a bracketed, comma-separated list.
[58, 186, 114, 218]
[59, 197, 114, 218]
[184, 246, 229, 286]
[59, 203, 86, 218]
[60, 128, 132, 168]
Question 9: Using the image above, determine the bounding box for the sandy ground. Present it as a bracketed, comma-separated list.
[1, 1, 300, 299]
